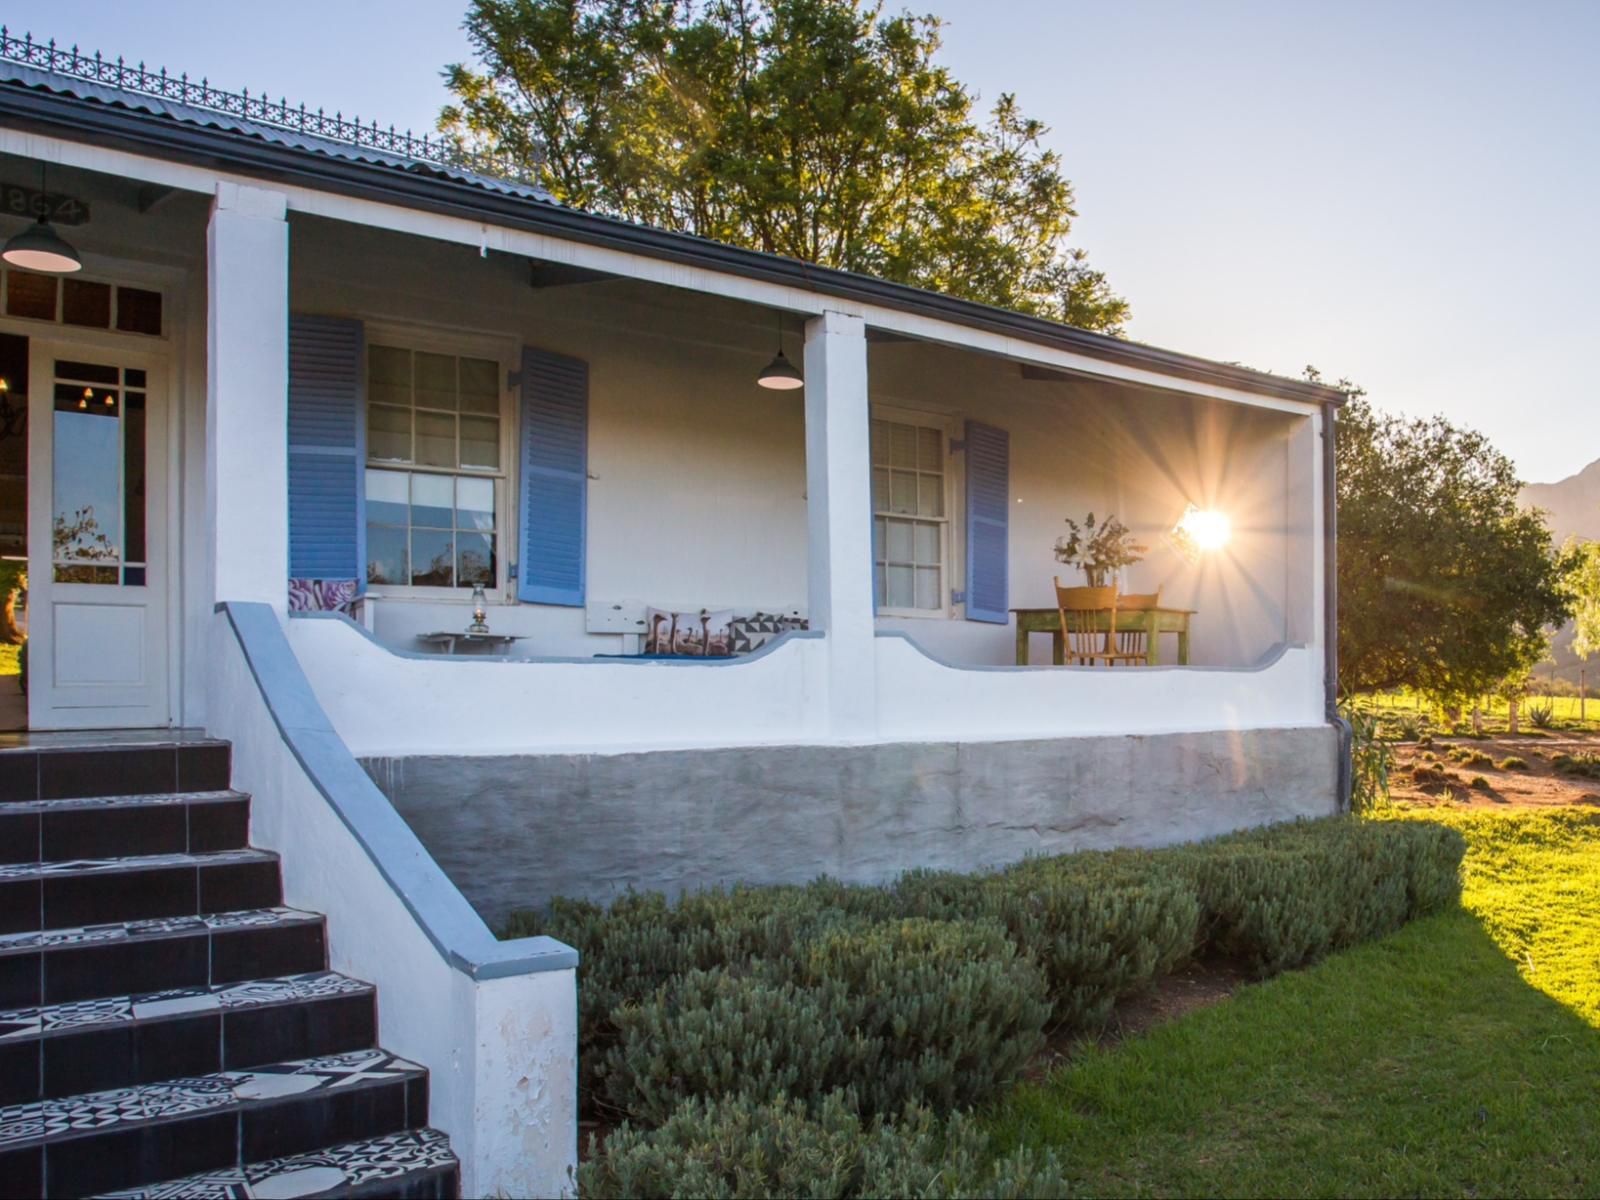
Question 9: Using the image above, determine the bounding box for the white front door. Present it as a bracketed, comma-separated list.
[27, 341, 170, 728]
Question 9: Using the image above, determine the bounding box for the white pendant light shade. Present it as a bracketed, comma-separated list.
[757, 348, 804, 390]
[2, 218, 82, 274]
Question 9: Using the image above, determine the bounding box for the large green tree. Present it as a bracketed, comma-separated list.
[441, 0, 1129, 332]
[1332, 391, 1571, 706]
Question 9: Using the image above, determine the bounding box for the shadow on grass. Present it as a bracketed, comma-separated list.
[988, 909, 1600, 1198]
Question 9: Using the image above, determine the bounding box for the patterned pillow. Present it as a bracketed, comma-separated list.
[643, 608, 735, 656]
[289, 579, 359, 613]
[729, 612, 810, 655]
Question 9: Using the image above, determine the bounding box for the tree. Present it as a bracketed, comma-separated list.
[1564, 537, 1600, 661]
[1333, 395, 1571, 709]
[441, 0, 1130, 332]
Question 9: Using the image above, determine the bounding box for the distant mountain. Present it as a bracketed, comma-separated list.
[1522, 457, 1600, 544]
[1520, 459, 1600, 687]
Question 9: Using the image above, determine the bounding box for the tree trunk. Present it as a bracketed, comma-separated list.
[1472, 705, 1483, 737]
[0, 587, 21, 645]
[1508, 698, 1520, 735]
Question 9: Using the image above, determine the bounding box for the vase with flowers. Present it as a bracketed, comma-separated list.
[1054, 512, 1147, 587]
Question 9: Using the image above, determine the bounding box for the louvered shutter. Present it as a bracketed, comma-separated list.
[287, 315, 365, 589]
[517, 347, 589, 606]
[964, 420, 1009, 623]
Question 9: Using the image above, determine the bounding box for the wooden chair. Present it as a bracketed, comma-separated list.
[1055, 579, 1119, 666]
[1113, 588, 1162, 666]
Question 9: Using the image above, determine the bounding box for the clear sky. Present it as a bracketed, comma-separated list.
[14, 0, 1598, 483]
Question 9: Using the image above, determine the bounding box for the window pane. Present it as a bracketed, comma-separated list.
[871, 468, 888, 510]
[414, 410, 455, 467]
[870, 420, 889, 467]
[123, 391, 146, 566]
[890, 473, 916, 515]
[459, 415, 499, 470]
[410, 473, 454, 528]
[115, 286, 162, 335]
[62, 279, 111, 329]
[457, 532, 495, 587]
[918, 474, 943, 518]
[918, 426, 942, 471]
[6, 270, 55, 320]
[874, 564, 886, 607]
[459, 357, 499, 415]
[885, 519, 913, 564]
[411, 528, 454, 586]
[365, 469, 408, 525]
[872, 516, 885, 560]
[913, 521, 939, 565]
[915, 566, 940, 611]
[366, 525, 407, 585]
[415, 351, 458, 411]
[369, 345, 411, 388]
[887, 564, 914, 609]
[368, 404, 411, 462]
[52, 384, 122, 572]
[456, 477, 495, 531]
[889, 423, 917, 469]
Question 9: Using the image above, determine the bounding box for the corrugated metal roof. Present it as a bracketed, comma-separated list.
[0, 58, 558, 205]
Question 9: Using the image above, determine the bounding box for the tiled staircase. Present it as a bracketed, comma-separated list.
[0, 734, 459, 1199]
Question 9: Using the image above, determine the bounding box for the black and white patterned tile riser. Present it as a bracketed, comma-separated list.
[96, 1127, 458, 1200]
[0, 971, 372, 1042]
[0, 734, 457, 1198]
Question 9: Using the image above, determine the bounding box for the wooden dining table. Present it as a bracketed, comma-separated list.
[1009, 607, 1196, 666]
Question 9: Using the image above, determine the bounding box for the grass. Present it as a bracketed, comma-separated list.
[986, 809, 1600, 1196]
[1358, 688, 1599, 735]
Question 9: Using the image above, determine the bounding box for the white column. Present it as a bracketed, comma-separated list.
[207, 182, 289, 610]
[804, 310, 877, 737]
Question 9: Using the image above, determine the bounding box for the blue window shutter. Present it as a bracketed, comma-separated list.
[964, 420, 1009, 624]
[287, 315, 365, 588]
[518, 347, 589, 606]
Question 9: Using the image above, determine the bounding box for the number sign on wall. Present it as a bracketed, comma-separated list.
[0, 184, 90, 226]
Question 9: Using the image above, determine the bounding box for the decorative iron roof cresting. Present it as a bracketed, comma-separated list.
[0, 27, 538, 185]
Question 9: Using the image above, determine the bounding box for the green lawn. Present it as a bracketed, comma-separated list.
[987, 809, 1600, 1197]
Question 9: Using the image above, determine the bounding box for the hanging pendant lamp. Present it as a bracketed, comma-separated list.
[2, 163, 81, 275]
[756, 313, 803, 391]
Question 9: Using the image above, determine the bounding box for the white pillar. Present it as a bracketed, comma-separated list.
[207, 182, 289, 610]
[804, 310, 877, 736]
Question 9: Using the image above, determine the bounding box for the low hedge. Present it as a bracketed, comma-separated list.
[601, 918, 1050, 1123]
[508, 814, 1467, 1128]
[579, 1090, 1068, 1200]
[1170, 818, 1465, 975]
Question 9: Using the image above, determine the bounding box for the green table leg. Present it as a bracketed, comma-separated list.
[1052, 629, 1065, 666]
[1015, 624, 1029, 666]
[1177, 627, 1190, 666]
[1144, 611, 1160, 666]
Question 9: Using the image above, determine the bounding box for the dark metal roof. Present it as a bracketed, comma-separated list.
[0, 51, 1347, 408]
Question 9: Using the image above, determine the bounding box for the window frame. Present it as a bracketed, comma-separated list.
[871, 404, 957, 620]
[360, 321, 518, 602]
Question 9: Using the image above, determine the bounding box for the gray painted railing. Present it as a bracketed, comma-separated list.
[219, 601, 576, 978]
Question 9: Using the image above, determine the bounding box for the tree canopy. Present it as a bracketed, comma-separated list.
[441, 0, 1129, 332]
[1333, 394, 1570, 704]
[1564, 537, 1600, 662]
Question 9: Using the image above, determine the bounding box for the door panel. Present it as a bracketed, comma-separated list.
[28, 342, 169, 727]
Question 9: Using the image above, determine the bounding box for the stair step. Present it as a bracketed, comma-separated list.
[0, 792, 251, 866]
[0, 970, 377, 1105]
[0, 741, 231, 804]
[0, 1047, 429, 1197]
[0, 849, 281, 934]
[0, 907, 327, 1009]
[92, 1127, 459, 1200]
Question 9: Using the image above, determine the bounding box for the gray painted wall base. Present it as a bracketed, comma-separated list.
[362, 726, 1339, 923]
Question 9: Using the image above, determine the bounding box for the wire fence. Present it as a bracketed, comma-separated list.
[0, 27, 538, 186]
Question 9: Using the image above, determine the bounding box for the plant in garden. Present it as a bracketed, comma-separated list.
[580, 1091, 1069, 1200]
[1342, 702, 1392, 813]
[1053, 512, 1147, 587]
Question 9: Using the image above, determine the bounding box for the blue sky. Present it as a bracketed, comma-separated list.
[15, 0, 1598, 482]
